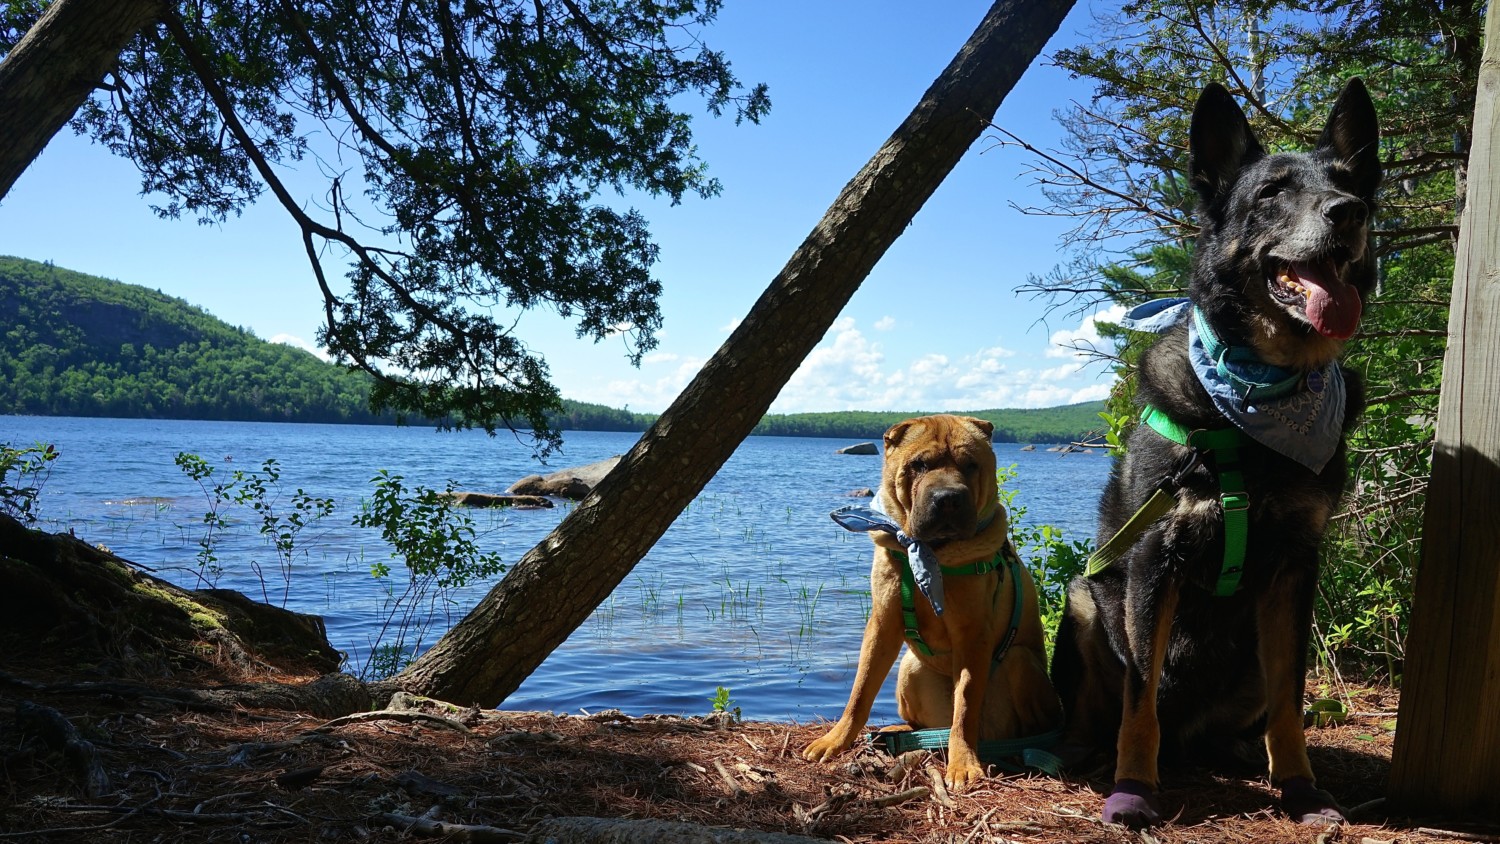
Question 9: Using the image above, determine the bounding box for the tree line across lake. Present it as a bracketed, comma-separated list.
[0, 256, 1103, 443]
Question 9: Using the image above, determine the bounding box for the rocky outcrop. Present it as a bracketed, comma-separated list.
[835, 442, 878, 455]
[507, 456, 622, 500]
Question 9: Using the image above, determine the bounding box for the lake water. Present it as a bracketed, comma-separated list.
[2, 415, 1111, 724]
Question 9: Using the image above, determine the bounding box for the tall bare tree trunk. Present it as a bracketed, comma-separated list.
[0, 0, 163, 200]
[1387, 0, 1500, 818]
[396, 0, 1077, 706]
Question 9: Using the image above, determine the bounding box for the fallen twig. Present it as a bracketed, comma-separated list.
[926, 765, 956, 809]
[857, 786, 931, 810]
[713, 758, 747, 799]
[886, 749, 931, 783]
[377, 811, 520, 842]
[1415, 828, 1500, 843]
[800, 786, 930, 828]
[312, 708, 472, 735]
[227, 731, 347, 764]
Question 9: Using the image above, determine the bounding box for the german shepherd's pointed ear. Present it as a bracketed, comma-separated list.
[1189, 82, 1264, 207]
[1317, 77, 1382, 201]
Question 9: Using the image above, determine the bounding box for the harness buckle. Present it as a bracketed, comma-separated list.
[1166, 448, 1205, 488]
[1221, 491, 1250, 512]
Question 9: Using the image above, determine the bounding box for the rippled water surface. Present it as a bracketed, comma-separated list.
[3, 416, 1111, 724]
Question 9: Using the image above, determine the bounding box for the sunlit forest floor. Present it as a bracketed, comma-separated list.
[5, 655, 1495, 844]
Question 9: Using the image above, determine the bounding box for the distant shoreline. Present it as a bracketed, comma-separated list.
[3, 401, 1108, 445]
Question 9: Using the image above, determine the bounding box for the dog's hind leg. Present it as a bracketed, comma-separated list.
[1259, 563, 1344, 824]
[1106, 556, 1180, 829]
[1052, 578, 1122, 769]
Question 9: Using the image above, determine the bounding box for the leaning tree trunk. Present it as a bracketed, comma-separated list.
[395, 0, 1077, 706]
[1386, 0, 1500, 817]
[0, 0, 163, 200]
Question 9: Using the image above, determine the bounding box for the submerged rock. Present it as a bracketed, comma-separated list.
[835, 442, 878, 456]
[444, 491, 553, 509]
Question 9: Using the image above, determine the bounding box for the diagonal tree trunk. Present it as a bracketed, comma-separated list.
[0, 0, 164, 200]
[396, 0, 1077, 706]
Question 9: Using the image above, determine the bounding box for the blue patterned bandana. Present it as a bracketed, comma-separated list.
[1117, 299, 1346, 474]
[830, 492, 948, 615]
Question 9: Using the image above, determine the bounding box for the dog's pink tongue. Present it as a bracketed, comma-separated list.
[1291, 261, 1362, 339]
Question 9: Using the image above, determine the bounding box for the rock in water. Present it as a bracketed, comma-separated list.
[506, 456, 622, 500]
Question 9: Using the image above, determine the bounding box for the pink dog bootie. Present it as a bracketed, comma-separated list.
[1102, 778, 1161, 828]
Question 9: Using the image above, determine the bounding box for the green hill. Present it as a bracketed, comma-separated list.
[748, 404, 1106, 443]
[0, 256, 389, 423]
[0, 256, 1107, 440]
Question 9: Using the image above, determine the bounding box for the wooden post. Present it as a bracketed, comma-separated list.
[1386, 0, 1500, 816]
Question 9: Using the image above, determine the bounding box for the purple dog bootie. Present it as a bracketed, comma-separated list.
[1103, 778, 1162, 828]
[1280, 776, 1345, 824]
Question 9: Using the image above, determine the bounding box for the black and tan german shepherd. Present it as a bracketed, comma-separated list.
[1050, 79, 1380, 828]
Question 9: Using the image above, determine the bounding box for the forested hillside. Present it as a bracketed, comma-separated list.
[0, 256, 1105, 440]
[750, 404, 1104, 443]
[0, 256, 386, 423]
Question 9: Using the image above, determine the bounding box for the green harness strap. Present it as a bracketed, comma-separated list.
[1084, 404, 1249, 597]
[892, 543, 1024, 660]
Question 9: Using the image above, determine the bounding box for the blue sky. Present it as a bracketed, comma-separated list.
[0, 1, 1125, 414]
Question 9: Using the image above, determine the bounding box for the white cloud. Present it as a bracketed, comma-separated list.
[596, 354, 706, 411]
[766, 319, 1105, 413]
[270, 333, 329, 360]
[873, 316, 896, 331]
[1047, 304, 1127, 359]
[719, 318, 742, 333]
[574, 318, 1115, 415]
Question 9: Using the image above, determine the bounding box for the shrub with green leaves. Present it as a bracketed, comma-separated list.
[352, 470, 506, 679]
[175, 453, 335, 603]
[0, 441, 58, 525]
[998, 464, 1092, 662]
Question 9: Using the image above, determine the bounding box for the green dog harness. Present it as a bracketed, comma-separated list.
[892, 540, 1025, 660]
[1085, 404, 1250, 597]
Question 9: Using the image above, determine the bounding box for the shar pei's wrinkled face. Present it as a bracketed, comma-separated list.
[880, 414, 1002, 546]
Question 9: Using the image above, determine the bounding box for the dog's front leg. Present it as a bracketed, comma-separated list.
[944, 628, 993, 790]
[1259, 563, 1344, 824]
[1107, 549, 1179, 829]
[803, 589, 904, 762]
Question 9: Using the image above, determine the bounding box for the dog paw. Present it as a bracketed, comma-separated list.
[802, 730, 853, 763]
[944, 757, 985, 791]
[1280, 776, 1345, 825]
[1102, 779, 1161, 828]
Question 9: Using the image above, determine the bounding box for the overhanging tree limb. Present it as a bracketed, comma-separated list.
[394, 0, 1078, 706]
[0, 0, 163, 200]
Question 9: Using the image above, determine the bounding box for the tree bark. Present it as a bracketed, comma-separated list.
[0, 0, 163, 201]
[396, 0, 1077, 706]
[1386, 0, 1500, 817]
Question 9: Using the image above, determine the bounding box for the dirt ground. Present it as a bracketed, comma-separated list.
[4, 664, 1497, 844]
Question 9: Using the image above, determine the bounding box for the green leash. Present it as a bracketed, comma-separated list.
[1085, 404, 1249, 597]
[871, 725, 1066, 775]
